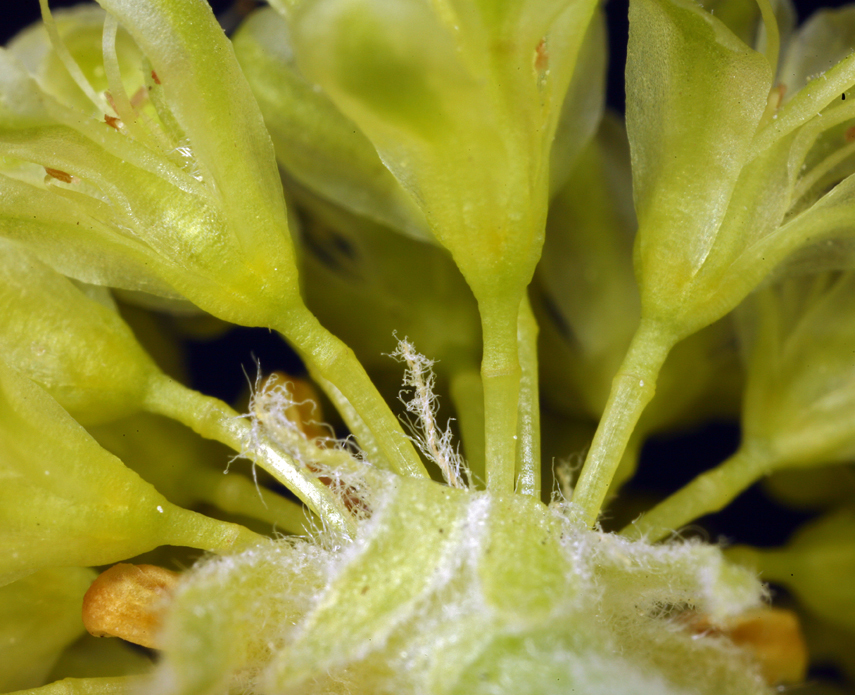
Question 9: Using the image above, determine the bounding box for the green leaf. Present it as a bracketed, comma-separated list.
[286, 0, 599, 303]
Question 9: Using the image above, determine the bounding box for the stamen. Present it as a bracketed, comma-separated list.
[38, 0, 110, 115]
[792, 132, 855, 204]
[82, 563, 179, 649]
[102, 14, 169, 152]
[754, 0, 780, 77]
[44, 167, 72, 183]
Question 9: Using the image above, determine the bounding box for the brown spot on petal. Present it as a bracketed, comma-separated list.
[151, 70, 161, 85]
[845, 125, 855, 143]
[104, 114, 121, 130]
[44, 167, 72, 183]
[535, 37, 549, 73]
[82, 564, 180, 649]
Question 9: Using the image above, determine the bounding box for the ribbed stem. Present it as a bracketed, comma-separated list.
[623, 444, 769, 541]
[280, 306, 429, 480]
[515, 295, 541, 498]
[479, 295, 523, 494]
[143, 374, 356, 539]
[572, 321, 672, 526]
[449, 367, 485, 486]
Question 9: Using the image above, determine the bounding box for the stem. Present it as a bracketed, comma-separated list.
[449, 367, 485, 487]
[9, 676, 149, 695]
[515, 294, 541, 498]
[162, 505, 263, 553]
[307, 366, 388, 470]
[143, 375, 356, 539]
[623, 444, 770, 542]
[479, 294, 523, 494]
[197, 469, 316, 534]
[792, 138, 855, 204]
[280, 306, 429, 480]
[571, 320, 673, 526]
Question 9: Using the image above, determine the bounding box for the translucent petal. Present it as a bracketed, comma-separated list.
[232, 7, 432, 242]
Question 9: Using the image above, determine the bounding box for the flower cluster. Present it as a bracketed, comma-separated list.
[2, 0, 855, 693]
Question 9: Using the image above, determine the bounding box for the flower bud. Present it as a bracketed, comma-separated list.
[0, 359, 260, 585]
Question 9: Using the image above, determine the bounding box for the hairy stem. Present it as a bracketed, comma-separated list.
[280, 306, 429, 480]
[143, 374, 356, 539]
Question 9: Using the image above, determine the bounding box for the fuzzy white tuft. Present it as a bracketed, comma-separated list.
[389, 337, 467, 488]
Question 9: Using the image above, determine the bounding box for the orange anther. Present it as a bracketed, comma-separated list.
[82, 564, 180, 649]
[259, 372, 328, 441]
[44, 167, 72, 183]
[683, 607, 807, 685]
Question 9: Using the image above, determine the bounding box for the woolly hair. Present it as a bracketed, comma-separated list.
[148, 474, 769, 695]
[149, 345, 770, 695]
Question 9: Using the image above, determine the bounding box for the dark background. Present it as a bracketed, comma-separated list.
[0, 0, 848, 548]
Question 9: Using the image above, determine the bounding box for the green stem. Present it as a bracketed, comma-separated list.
[197, 469, 316, 534]
[623, 444, 770, 541]
[143, 374, 356, 539]
[7, 676, 148, 695]
[449, 367, 485, 487]
[306, 365, 388, 471]
[479, 295, 523, 495]
[571, 320, 672, 526]
[280, 306, 429, 480]
[515, 294, 541, 498]
[162, 505, 263, 553]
